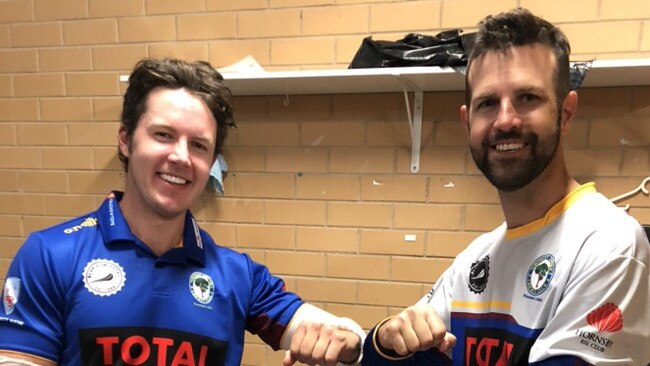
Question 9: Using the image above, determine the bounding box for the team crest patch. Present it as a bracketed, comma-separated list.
[189, 272, 215, 305]
[526, 254, 555, 296]
[468, 255, 489, 294]
[3, 277, 21, 315]
[82, 259, 126, 297]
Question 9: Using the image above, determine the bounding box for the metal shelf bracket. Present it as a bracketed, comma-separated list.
[395, 74, 423, 173]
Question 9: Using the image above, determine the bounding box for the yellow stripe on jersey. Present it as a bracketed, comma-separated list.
[505, 182, 597, 240]
[451, 300, 512, 311]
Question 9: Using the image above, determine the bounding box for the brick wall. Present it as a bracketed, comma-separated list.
[1, 1, 649, 365]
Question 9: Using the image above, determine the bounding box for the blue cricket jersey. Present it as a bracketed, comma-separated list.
[0, 191, 303, 365]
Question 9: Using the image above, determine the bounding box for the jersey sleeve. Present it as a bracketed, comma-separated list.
[0, 232, 66, 362]
[244, 256, 304, 350]
[530, 223, 650, 364]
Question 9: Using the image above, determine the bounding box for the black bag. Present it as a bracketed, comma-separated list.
[349, 29, 475, 69]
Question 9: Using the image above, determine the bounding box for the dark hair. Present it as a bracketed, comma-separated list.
[119, 58, 236, 171]
[465, 8, 571, 109]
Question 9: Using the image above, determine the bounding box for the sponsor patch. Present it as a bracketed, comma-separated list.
[82, 259, 126, 297]
[468, 255, 490, 294]
[189, 272, 215, 305]
[574, 303, 622, 353]
[64, 217, 98, 234]
[3, 277, 20, 315]
[525, 254, 555, 297]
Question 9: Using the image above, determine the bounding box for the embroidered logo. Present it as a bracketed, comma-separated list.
[468, 255, 489, 294]
[82, 259, 126, 297]
[3, 277, 21, 315]
[189, 272, 214, 305]
[64, 217, 98, 234]
[526, 254, 555, 297]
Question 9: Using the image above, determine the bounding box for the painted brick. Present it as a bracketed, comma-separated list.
[16, 123, 67, 146]
[643, 22, 650, 52]
[426, 230, 477, 258]
[0, 193, 45, 215]
[296, 174, 360, 200]
[428, 175, 498, 203]
[370, 1, 441, 32]
[44, 194, 97, 216]
[0, 147, 40, 168]
[597, 178, 650, 208]
[630, 207, 649, 224]
[366, 121, 431, 147]
[268, 95, 332, 121]
[0, 50, 38, 73]
[41, 147, 94, 169]
[238, 9, 301, 38]
[209, 40, 271, 68]
[327, 302, 386, 329]
[562, 22, 641, 55]
[520, 0, 598, 22]
[223, 146, 266, 172]
[391, 256, 452, 283]
[266, 147, 328, 173]
[621, 149, 649, 176]
[577, 87, 631, 119]
[565, 118, 589, 147]
[271, 38, 335, 65]
[237, 224, 295, 249]
[22, 216, 67, 235]
[232, 173, 295, 198]
[396, 147, 467, 174]
[240, 343, 266, 366]
[464, 204, 504, 231]
[0, 76, 11, 97]
[294, 277, 357, 303]
[601, 0, 650, 20]
[394, 203, 462, 230]
[265, 200, 327, 225]
[328, 253, 389, 280]
[93, 147, 122, 171]
[565, 148, 623, 176]
[360, 175, 427, 202]
[18, 171, 68, 193]
[93, 98, 121, 121]
[303, 5, 369, 36]
[118, 16, 176, 43]
[441, 0, 517, 28]
[0, 171, 18, 191]
[0, 0, 32, 23]
[89, 0, 145, 18]
[146, 0, 204, 15]
[433, 120, 467, 146]
[149, 42, 209, 62]
[67, 72, 119, 96]
[423, 91, 464, 122]
[358, 281, 423, 307]
[359, 229, 425, 255]
[68, 171, 123, 193]
[266, 251, 326, 276]
[199, 222, 238, 248]
[39, 48, 92, 72]
[329, 147, 396, 173]
[630, 86, 650, 117]
[177, 13, 236, 40]
[0, 215, 23, 238]
[68, 123, 120, 146]
[301, 121, 365, 146]
[234, 121, 299, 146]
[589, 118, 649, 147]
[271, 0, 333, 7]
[204, 198, 264, 223]
[14, 74, 65, 97]
[332, 93, 403, 120]
[63, 19, 117, 46]
[0, 98, 38, 121]
[0, 26, 5, 47]
[40, 99, 93, 121]
[0, 124, 16, 145]
[296, 227, 358, 253]
[34, 0, 88, 20]
[93, 45, 147, 71]
[328, 202, 392, 228]
[11, 23, 62, 47]
[206, 0, 267, 11]
[230, 96, 268, 122]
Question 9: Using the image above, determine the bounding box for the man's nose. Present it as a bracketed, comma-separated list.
[169, 140, 190, 166]
[494, 99, 522, 131]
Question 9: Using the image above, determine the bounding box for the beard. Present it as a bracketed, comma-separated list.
[470, 120, 561, 192]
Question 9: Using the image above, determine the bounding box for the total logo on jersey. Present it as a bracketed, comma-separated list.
[79, 327, 228, 366]
[463, 326, 534, 365]
[575, 303, 623, 353]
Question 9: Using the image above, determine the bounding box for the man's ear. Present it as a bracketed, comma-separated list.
[559, 90, 578, 134]
[460, 104, 470, 133]
[117, 125, 130, 158]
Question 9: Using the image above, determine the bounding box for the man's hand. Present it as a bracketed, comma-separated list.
[283, 321, 361, 366]
[377, 303, 456, 356]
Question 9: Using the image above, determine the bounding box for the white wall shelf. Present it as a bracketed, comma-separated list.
[218, 58, 650, 173]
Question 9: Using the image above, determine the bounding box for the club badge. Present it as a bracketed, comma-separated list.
[189, 272, 215, 305]
[526, 254, 555, 296]
[468, 255, 490, 294]
[3, 277, 21, 315]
